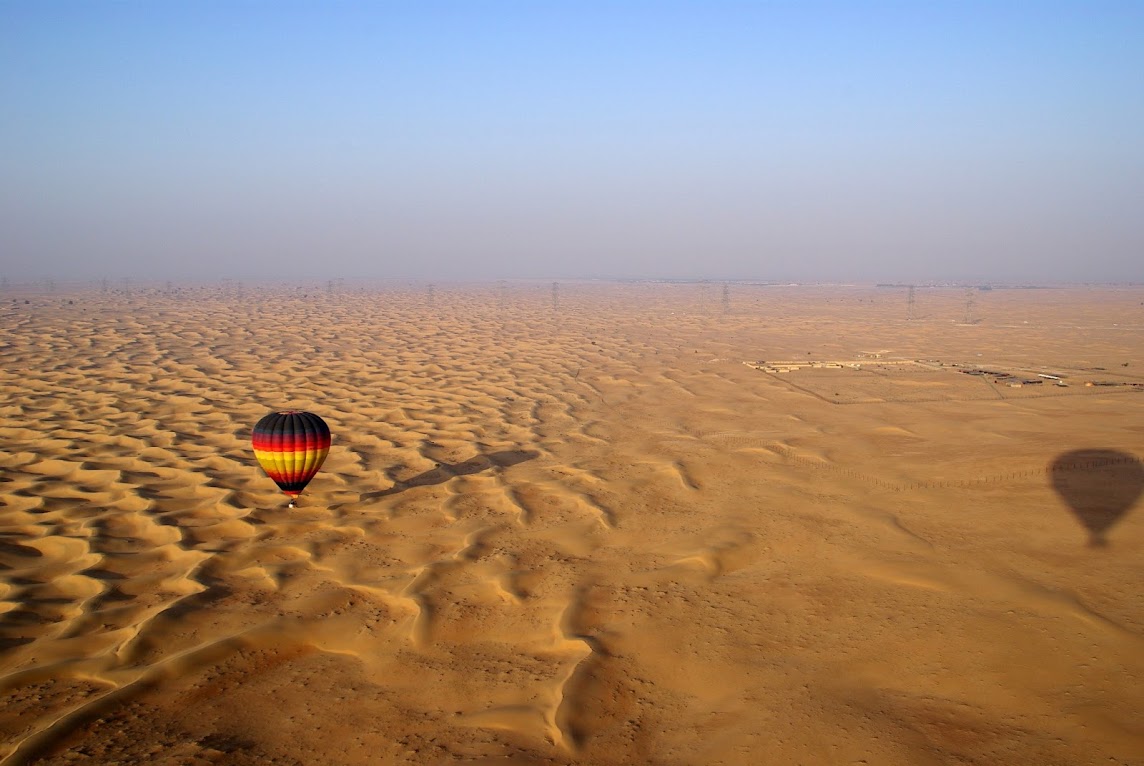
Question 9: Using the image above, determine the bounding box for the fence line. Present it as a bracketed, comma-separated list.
[765, 443, 1138, 493]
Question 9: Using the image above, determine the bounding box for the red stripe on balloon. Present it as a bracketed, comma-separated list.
[251, 433, 331, 451]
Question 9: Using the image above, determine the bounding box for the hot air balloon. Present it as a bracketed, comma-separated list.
[252, 410, 331, 507]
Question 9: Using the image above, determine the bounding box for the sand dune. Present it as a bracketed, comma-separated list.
[1, 282, 1142, 764]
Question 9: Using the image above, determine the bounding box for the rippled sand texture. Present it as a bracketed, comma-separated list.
[1, 283, 1143, 765]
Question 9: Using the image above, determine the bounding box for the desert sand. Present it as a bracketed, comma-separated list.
[1, 281, 1142, 765]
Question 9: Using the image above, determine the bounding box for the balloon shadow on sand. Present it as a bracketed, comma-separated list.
[1050, 449, 1144, 547]
[362, 450, 539, 499]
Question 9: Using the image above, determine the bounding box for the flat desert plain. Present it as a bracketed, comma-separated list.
[1, 282, 1143, 766]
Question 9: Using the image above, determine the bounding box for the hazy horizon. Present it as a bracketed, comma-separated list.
[3, 2, 1142, 283]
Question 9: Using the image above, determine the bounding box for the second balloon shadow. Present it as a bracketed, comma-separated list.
[1049, 449, 1144, 547]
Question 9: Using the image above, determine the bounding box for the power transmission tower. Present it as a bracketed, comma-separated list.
[427, 283, 435, 307]
[722, 283, 731, 315]
[907, 285, 916, 320]
[964, 287, 976, 324]
[552, 281, 560, 311]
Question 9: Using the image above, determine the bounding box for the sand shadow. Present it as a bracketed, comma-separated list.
[1049, 449, 1144, 547]
[362, 450, 539, 499]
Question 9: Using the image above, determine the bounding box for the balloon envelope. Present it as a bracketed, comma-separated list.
[252, 411, 331, 498]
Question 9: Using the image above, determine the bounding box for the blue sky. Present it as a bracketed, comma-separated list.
[2, 1, 1141, 282]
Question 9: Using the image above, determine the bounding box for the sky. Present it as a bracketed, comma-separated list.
[1, 1, 1142, 283]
